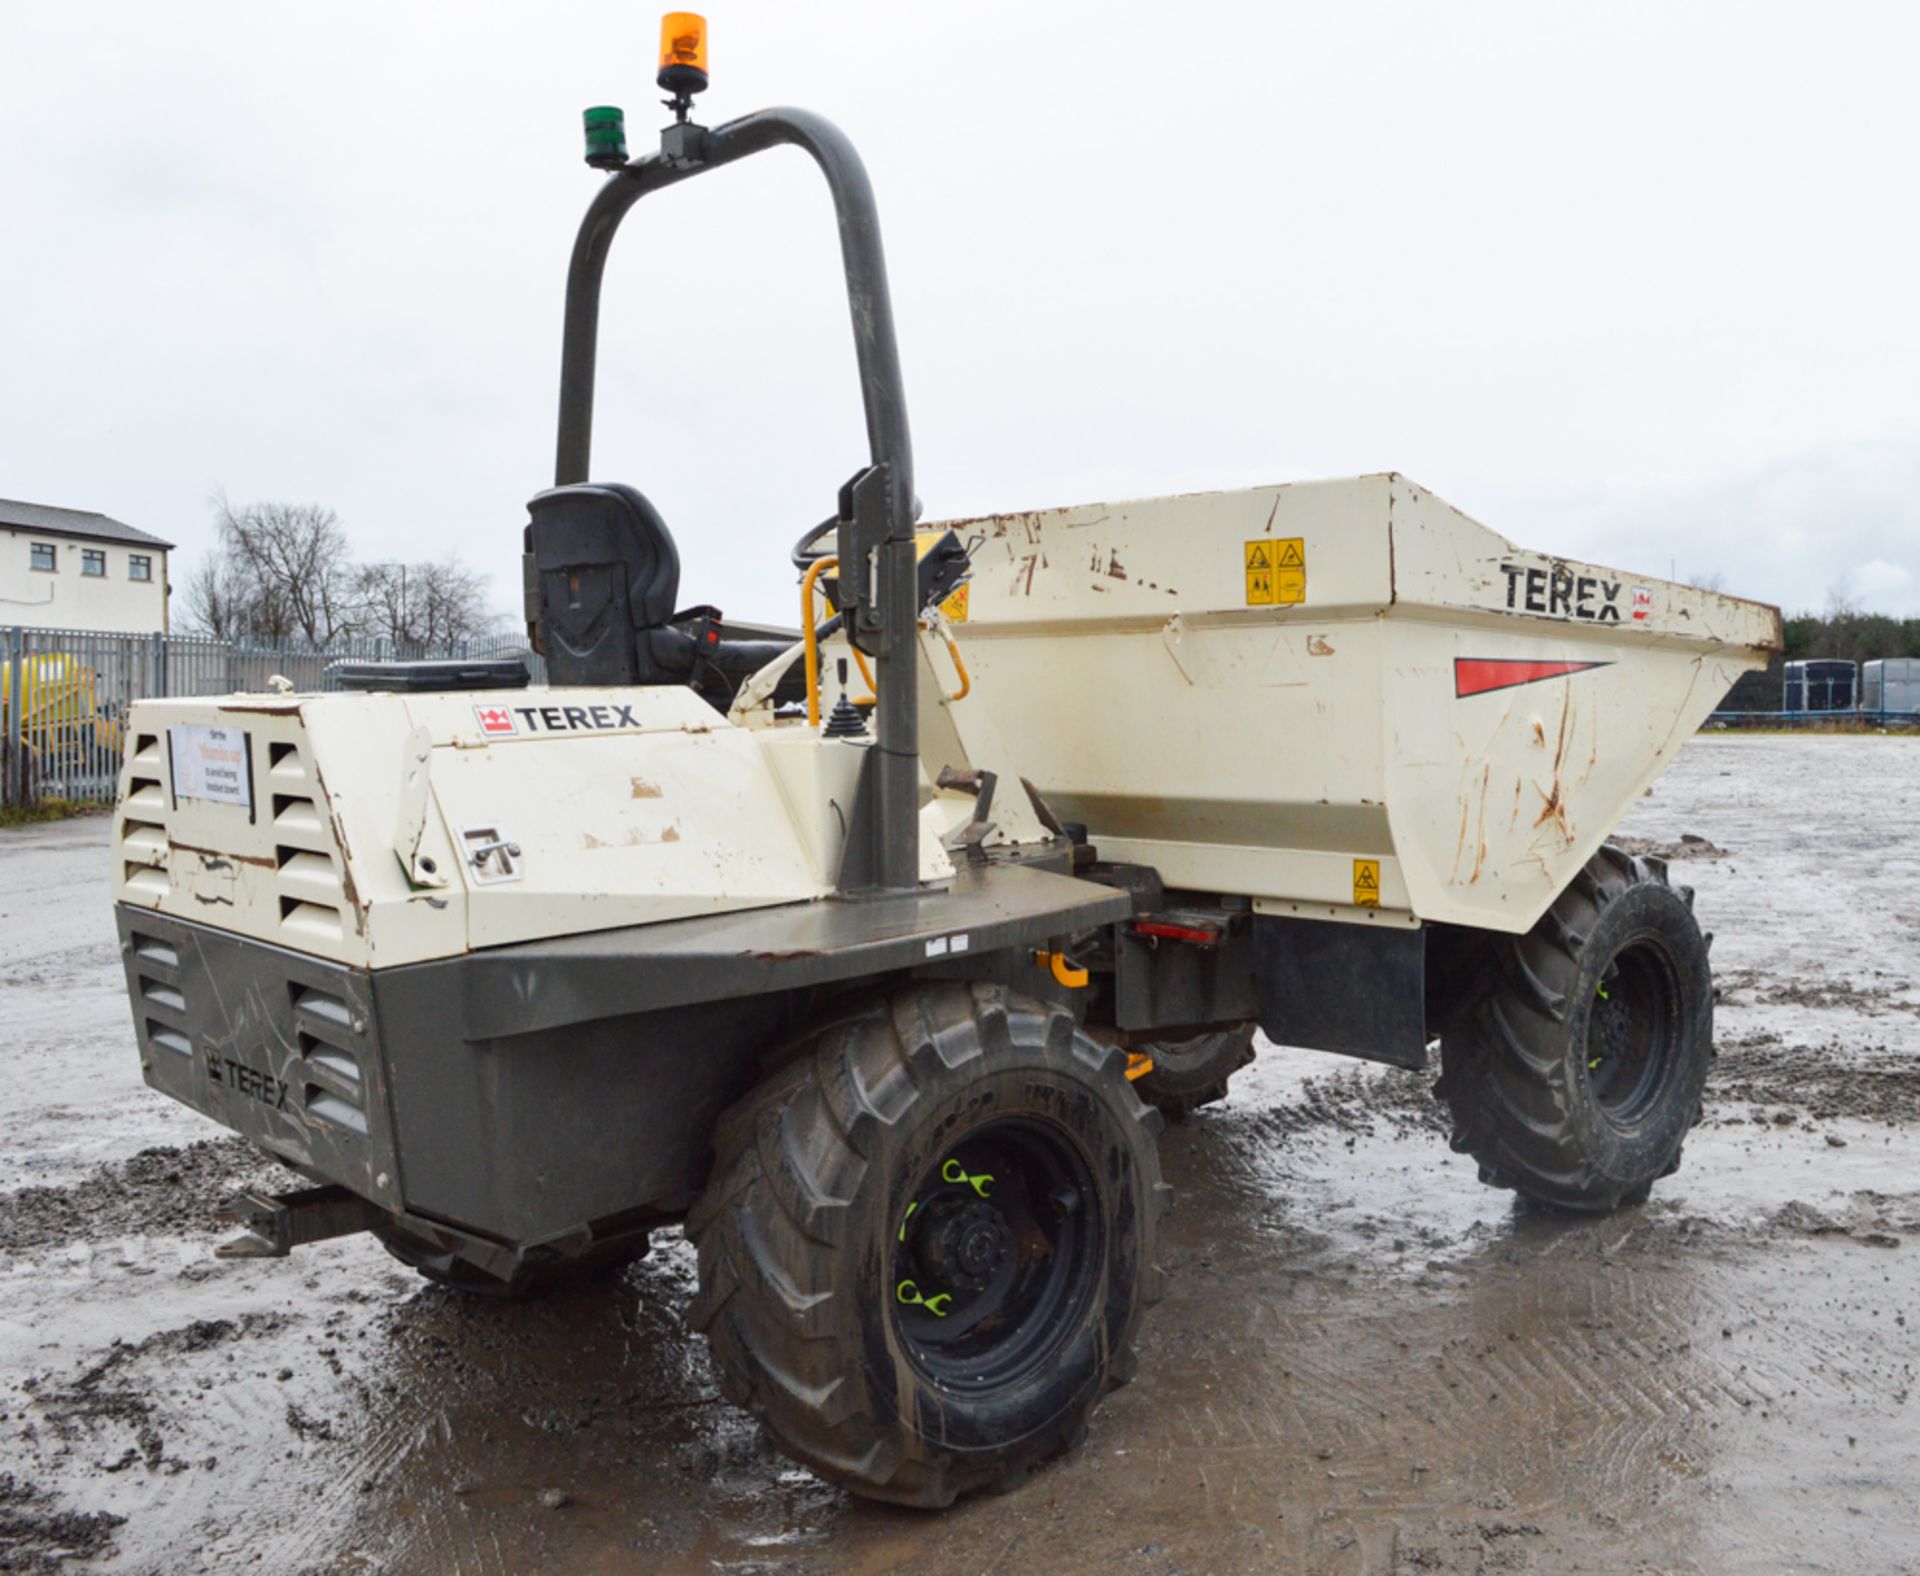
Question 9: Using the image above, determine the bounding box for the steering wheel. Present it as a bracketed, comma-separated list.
[789, 495, 927, 573]
[790, 515, 839, 572]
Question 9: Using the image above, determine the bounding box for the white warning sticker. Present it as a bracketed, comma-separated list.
[169, 724, 253, 811]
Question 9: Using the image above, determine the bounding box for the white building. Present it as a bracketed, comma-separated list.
[1, 498, 173, 633]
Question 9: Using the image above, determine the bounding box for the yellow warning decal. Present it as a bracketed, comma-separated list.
[1275, 538, 1306, 604]
[1352, 858, 1381, 908]
[1244, 540, 1275, 605]
[1245, 538, 1306, 605]
[939, 583, 970, 623]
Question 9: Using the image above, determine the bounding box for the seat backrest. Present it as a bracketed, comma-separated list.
[524, 483, 681, 686]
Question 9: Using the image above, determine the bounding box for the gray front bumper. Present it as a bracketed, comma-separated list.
[117, 861, 1132, 1251]
[120, 906, 404, 1213]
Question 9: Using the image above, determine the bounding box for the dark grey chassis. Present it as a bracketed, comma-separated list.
[119, 843, 1431, 1280]
[118, 851, 1126, 1277]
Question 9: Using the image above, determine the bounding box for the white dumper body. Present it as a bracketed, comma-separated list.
[915, 472, 1779, 937]
[112, 474, 1778, 969]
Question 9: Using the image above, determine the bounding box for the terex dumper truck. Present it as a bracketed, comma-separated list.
[107, 21, 1781, 1506]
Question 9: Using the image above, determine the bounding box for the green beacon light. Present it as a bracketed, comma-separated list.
[582, 105, 628, 170]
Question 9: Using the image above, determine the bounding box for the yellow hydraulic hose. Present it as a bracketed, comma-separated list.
[800, 556, 837, 727]
[802, 558, 972, 726]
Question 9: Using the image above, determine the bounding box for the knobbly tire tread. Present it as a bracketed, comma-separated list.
[686, 982, 1170, 1507]
[1437, 842, 1713, 1213]
[1130, 1022, 1258, 1119]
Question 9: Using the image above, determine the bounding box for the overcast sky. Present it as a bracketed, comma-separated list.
[3, 2, 1916, 627]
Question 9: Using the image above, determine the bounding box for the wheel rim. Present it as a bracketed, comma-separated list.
[890, 1119, 1103, 1388]
[1584, 933, 1684, 1126]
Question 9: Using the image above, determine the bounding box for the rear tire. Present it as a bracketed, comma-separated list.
[1437, 844, 1712, 1212]
[1130, 1023, 1257, 1118]
[687, 982, 1170, 1507]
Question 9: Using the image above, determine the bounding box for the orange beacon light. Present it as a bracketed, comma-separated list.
[658, 13, 709, 99]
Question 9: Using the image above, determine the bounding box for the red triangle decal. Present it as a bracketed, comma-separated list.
[1455, 658, 1612, 698]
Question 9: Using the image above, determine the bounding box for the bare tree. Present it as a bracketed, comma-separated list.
[210, 493, 360, 646]
[179, 493, 502, 649]
[177, 551, 258, 639]
[1686, 570, 1727, 593]
[357, 557, 500, 650]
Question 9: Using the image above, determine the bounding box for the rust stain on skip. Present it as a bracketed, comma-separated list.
[1532, 694, 1576, 845]
[630, 777, 662, 799]
[1470, 763, 1491, 884]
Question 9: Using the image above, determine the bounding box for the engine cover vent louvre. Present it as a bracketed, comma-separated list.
[120, 732, 170, 895]
[270, 745, 347, 940]
[290, 983, 369, 1135]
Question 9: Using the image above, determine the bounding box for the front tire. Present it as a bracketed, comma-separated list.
[1438, 844, 1712, 1212]
[687, 983, 1170, 1507]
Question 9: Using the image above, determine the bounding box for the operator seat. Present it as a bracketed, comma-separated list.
[524, 483, 801, 703]
[525, 483, 683, 686]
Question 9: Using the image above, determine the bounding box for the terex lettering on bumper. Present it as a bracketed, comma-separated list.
[206, 1050, 290, 1111]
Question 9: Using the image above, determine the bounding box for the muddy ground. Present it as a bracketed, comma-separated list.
[2, 734, 1917, 1574]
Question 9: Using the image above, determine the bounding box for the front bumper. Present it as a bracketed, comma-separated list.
[117, 860, 1132, 1252]
[119, 906, 404, 1212]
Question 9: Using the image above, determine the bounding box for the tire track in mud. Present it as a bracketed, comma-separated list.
[9, 1304, 331, 1572]
[11, 1045, 1919, 1574]
[1140, 1021, 1920, 1570]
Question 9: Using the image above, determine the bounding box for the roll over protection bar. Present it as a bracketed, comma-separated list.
[552, 108, 921, 895]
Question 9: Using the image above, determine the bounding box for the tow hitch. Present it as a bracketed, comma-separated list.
[215, 1184, 381, 1259]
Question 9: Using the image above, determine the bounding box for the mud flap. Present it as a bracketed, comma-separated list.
[1253, 915, 1427, 1069]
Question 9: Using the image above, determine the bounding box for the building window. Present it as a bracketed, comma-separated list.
[30, 542, 56, 571]
[82, 548, 106, 577]
[130, 554, 152, 582]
